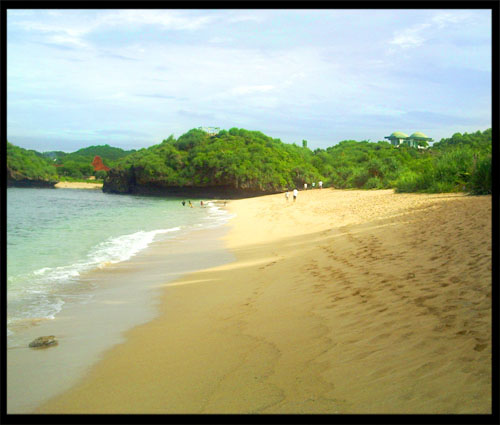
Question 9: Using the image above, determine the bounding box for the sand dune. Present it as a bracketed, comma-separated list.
[37, 189, 492, 414]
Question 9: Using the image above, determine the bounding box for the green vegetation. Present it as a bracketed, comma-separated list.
[43, 144, 136, 179]
[106, 127, 491, 195]
[7, 142, 58, 184]
[7, 128, 491, 195]
[394, 129, 492, 194]
[114, 128, 320, 192]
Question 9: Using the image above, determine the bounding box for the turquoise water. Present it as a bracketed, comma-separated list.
[7, 188, 230, 337]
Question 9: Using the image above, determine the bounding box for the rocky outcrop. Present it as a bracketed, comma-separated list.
[29, 335, 58, 348]
[102, 167, 277, 199]
[102, 167, 135, 193]
[7, 168, 57, 188]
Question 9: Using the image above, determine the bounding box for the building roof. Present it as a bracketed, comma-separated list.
[390, 131, 409, 139]
[410, 131, 430, 139]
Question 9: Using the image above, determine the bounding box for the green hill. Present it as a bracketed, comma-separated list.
[102, 127, 491, 197]
[6, 127, 491, 195]
[7, 142, 58, 187]
[42, 144, 136, 179]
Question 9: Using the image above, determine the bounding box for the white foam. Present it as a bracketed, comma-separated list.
[89, 227, 181, 266]
[7, 226, 183, 335]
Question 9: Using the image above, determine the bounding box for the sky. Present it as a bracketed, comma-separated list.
[7, 8, 492, 152]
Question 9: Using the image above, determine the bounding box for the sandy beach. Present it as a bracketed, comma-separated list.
[54, 181, 103, 189]
[36, 189, 492, 414]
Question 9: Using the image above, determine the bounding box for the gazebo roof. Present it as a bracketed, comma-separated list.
[410, 132, 430, 139]
[390, 131, 409, 139]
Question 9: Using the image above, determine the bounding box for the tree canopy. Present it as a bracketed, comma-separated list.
[7, 127, 491, 195]
[7, 142, 58, 184]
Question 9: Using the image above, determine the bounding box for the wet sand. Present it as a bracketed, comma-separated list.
[7, 225, 233, 413]
[36, 189, 492, 414]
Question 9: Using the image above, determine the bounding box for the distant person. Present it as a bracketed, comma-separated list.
[182, 200, 186, 206]
[319, 181, 323, 189]
[188, 201, 193, 208]
[304, 183, 307, 190]
[285, 191, 289, 201]
[200, 200, 204, 207]
[312, 182, 315, 188]
[293, 188, 298, 202]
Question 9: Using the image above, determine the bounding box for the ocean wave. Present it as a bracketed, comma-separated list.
[90, 226, 181, 267]
[7, 204, 231, 339]
[7, 226, 183, 333]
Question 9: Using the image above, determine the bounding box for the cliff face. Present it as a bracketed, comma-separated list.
[102, 168, 134, 193]
[7, 168, 58, 188]
[102, 167, 276, 199]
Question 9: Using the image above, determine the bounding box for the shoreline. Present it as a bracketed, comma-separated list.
[34, 189, 491, 414]
[7, 220, 234, 414]
[54, 181, 103, 189]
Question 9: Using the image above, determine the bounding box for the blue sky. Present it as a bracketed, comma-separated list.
[7, 8, 492, 152]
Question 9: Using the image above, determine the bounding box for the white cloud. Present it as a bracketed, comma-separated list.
[228, 14, 266, 23]
[98, 10, 214, 31]
[431, 12, 469, 28]
[10, 10, 215, 50]
[390, 23, 431, 49]
[389, 11, 473, 51]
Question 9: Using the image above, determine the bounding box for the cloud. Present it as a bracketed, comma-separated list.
[431, 12, 469, 28]
[99, 10, 214, 31]
[399, 110, 479, 127]
[10, 10, 215, 50]
[102, 52, 140, 61]
[134, 93, 177, 100]
[390, 23, 431, 49]
[228, 14, 266, 23]
[208, 36, 233, 44]
[177, 109, 216, 120]
[230, 85, 275, 95]
[389, 11, 472, 51]
[7, 10, 491, 151]
[94, 129, 151, 137]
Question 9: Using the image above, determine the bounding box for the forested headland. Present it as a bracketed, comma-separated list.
[6, 143, 135, 186]
[6, 127, 491, 196]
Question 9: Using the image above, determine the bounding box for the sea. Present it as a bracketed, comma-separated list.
[6, 187, 232, 346]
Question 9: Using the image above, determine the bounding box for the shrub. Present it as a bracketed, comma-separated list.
[467, 155, 492, 195]
[394, 171, 420, 193]
[365, 177, 382, 189]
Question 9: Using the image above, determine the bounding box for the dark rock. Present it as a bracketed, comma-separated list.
[102, 167, 278, 199]
[102, 167, 134, 193]
[29, 335, 58, 348]
[7, 168, 57, 188]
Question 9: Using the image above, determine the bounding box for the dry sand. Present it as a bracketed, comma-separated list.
[37, 189, 492, 414]
[54, 181, 103, 189]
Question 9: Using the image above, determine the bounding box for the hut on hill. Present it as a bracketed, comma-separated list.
[385, 131, 432, 149]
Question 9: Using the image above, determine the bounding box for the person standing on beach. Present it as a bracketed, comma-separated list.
[312, 182, 315, 189]
[304, 183, 308, 190]
[182, 200, 186, 206]
[285, 190, 289, 201]
[200, 200, 204, 207]
[293, 188, 298, 202]
[188, 201, 193, 208]
[319, 181, 323, 189]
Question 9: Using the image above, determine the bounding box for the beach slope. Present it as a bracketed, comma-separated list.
[37, 189, 492, 414]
